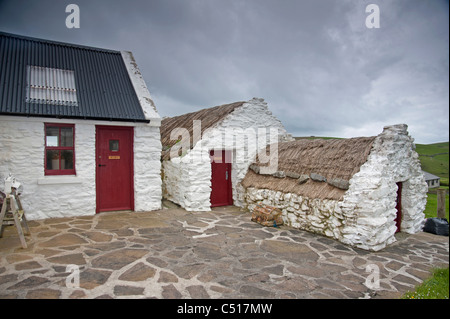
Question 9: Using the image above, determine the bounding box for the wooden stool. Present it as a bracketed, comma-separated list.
[0, 189, 30, 249]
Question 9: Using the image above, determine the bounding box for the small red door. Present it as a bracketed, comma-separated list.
[395, 182, 402, 233]
[210, 150, 232, 207]
[96, 126, 134, 213]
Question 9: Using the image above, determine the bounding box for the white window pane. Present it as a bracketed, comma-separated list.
[46, 126, 59, 147]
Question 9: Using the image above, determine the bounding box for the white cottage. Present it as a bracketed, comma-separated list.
[0, 32, 162, 220]
[423, 171, 440, 189]
[242, 124, 428, 251]
[161, 98, 292, 211]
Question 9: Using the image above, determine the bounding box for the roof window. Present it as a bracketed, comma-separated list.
[26, 65, 78, 106]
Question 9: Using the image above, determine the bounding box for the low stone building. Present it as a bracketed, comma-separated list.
[241, 124, 428, 251]
[161, 98, 292, 211]
[423, 171, 440, 189]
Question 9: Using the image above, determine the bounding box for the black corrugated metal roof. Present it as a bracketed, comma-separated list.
[0, 32, 148, 122]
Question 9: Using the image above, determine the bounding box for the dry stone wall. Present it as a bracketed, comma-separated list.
[245, 188, 345, 240]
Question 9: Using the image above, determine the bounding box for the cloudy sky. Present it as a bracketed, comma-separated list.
[0, 0, 448, 143]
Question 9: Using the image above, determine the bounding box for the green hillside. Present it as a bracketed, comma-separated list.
[415, 142, 449, 182]
[416, 142, 449, 220]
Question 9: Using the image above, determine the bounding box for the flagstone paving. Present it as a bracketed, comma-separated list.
[0, 204, 448, 299]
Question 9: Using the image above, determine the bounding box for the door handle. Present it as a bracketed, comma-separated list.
[98, 164, 106, 167]
[225, 171, 228, 180]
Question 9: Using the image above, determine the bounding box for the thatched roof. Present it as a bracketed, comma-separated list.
[160, 101, 245, 160]
[241, 137, 376, 200]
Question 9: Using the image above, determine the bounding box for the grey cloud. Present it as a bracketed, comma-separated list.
[0, 0, 448, 143]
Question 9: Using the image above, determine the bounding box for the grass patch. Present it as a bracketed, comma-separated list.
[401, 267, 449, 299]
[424, 191, 449, 220]
[415, 142, 449, 180]
[404, 192, 450, 300]
[419, 155, 449, 179]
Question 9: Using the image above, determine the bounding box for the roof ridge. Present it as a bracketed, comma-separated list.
[163, 100, 246, 121]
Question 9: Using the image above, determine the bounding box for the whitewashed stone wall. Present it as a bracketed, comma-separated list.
[0, 117, 96, 220]
[162, 98, 291, 211]
[121, 51, 161, 127]
[134, 124, 162, 212]
[0, 117, 162, 220]
[122, 50, 162, 212]
[243, 124, 427, 251]
[340, 124, 427, 251]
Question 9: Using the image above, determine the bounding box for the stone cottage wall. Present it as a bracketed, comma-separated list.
[243, 124, 427, 251]
[340, 124, 427, 251]
[0, 116, 96, 220]
[0, 116, 162, 219]
[162, 146, 212, 211]
[121, 50, 162, 212]
[245, 188, 345, 240]
[134, 124, 162, 212]
[162, 98, 291, 211]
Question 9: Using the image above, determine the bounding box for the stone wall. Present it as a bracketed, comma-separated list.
[162, 98, 291, 211]
[121, 50, 162, 212]
[0, 117, 96, 220]
[243, 124, 427, 251]
[0, 116, 162, 219]
[339, 124, 427, 250]
[134, 124, 162, 212]
[245, 188, 344, 240]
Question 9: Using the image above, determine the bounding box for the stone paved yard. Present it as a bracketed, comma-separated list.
[0, 204, 448, 299]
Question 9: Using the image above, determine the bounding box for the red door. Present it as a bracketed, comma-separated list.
[210, 150, 232, 207]
[96, 126, 134, 213]
[395, 182, 402, 233]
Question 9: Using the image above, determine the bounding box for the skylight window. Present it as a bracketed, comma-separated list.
[26, 65, 78, 106]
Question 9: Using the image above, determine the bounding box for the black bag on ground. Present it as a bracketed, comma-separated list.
[423, 218, 449, 236]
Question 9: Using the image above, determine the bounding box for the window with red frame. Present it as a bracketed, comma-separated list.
[44, 124, 75, 175]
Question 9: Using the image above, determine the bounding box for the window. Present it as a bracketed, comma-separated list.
[109, 140, 119, 152]
[45, 124, 75, 175]
[26, 66, 78, 106]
